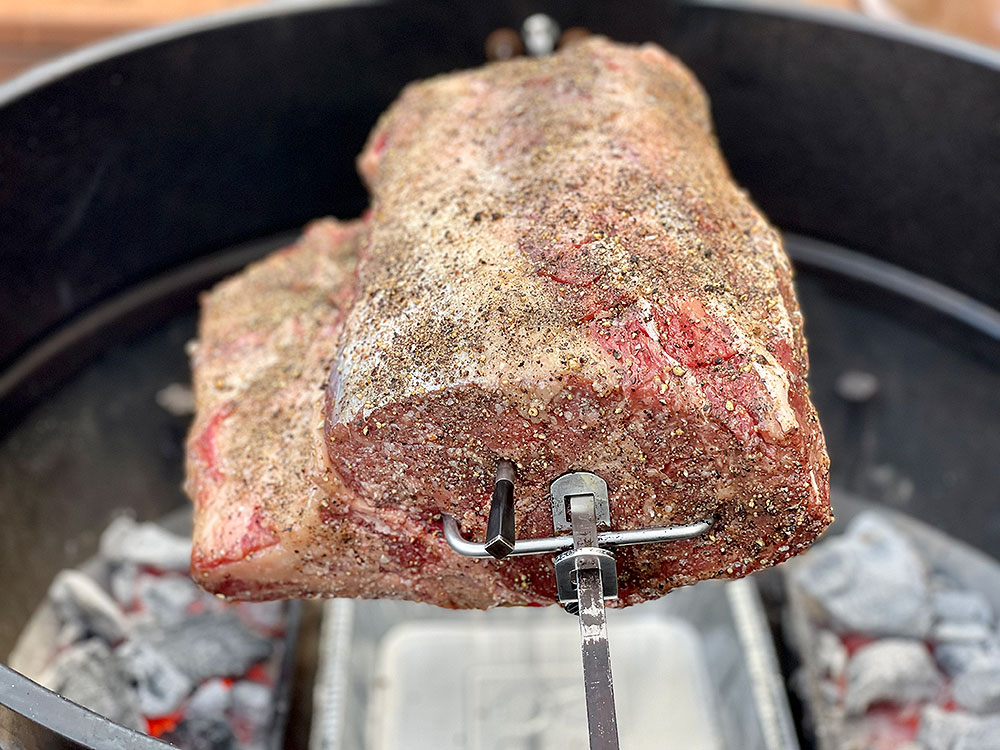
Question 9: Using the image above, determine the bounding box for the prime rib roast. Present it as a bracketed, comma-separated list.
[186, 37, 832, 607]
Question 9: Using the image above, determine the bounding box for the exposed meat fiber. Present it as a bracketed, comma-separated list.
[188, 37, 831, 608]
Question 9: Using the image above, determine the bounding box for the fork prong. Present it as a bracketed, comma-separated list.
[485, 460, 516, 559]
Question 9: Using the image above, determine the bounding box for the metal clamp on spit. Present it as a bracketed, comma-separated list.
[442, 461, 712, 750]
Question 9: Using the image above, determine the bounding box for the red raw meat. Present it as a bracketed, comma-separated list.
[189, 38, 831, 607]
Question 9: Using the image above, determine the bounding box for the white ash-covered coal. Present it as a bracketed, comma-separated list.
[786, 510, 1000, 750]
[8, 514, 291, 749]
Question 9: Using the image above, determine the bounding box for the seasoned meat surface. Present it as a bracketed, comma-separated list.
[190, 38, 832, 606]
[187, 220, 536, 605]
[187, 219, 370, 598]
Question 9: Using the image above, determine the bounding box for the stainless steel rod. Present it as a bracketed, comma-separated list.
[577, 566, 619, 749]
[570, 494, 619, 750]
[441, 514, 711, 558]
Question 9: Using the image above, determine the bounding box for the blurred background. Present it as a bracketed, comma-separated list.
[2, 0, 1000, 82]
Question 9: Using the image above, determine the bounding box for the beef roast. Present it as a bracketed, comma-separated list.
[189, 38, 832, 607]
[187, 219, 540, 605]
[186, 220, 383, 599]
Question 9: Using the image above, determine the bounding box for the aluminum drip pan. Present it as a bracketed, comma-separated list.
[311, 579, 798, 750]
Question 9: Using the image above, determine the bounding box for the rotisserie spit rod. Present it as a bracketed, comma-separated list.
[443, 463, 711, 750]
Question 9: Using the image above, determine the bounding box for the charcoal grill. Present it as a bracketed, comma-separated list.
[2, 1, 1000, 747]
